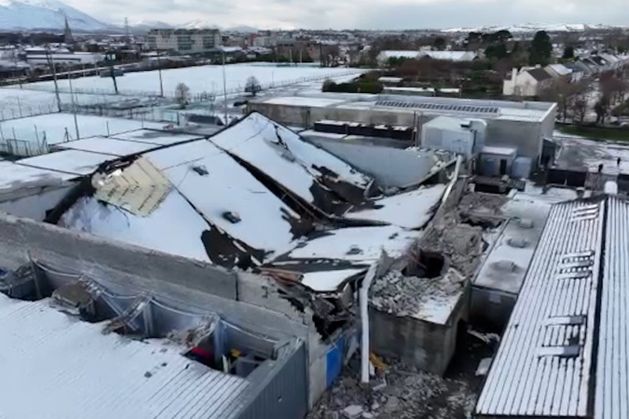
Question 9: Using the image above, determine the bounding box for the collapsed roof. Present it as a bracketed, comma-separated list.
[33, 112, 449, 291]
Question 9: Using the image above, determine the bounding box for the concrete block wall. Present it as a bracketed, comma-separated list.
[0, 212, 330, 407]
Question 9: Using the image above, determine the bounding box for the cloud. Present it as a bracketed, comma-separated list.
[63, 0, 628, 29]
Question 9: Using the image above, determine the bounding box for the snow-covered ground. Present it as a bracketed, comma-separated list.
[0, 113, 164, 144]
[25, 63, 363, 97]
[0, 88, 121, 120]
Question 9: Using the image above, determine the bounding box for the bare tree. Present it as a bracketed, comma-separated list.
[244, 76, 262, 97]
[570, 96, 588, 124]
[175, 83, 191, 109]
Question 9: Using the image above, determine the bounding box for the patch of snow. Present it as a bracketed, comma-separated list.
[300, 268, 366, 292]
[17, 149, 115, 175]
[289, 225, 419, 263]
[59, 193, 211, 263]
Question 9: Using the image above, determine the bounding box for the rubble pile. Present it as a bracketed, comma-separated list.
[307, 359, 476, 419]
[370, 269, 465, 318]
[419, 215, 484, 278]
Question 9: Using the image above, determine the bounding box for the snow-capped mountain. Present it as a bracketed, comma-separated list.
[441, 23, 619, 33]
[0, 0, 110, 31]
[181, 19, 219, 30]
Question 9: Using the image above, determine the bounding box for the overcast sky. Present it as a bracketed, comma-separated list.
[65, 0, 627, 29]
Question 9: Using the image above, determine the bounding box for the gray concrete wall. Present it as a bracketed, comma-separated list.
[369, 284, 469, 376]
[0, 211, 329, 406]
[305, 137, 437, 188]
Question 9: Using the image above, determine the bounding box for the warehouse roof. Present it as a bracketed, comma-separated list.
[476, 196, 629, 419]
[0, 292, 249, 419]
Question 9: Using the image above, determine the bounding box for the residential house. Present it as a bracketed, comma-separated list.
[503, 67, 554, 97]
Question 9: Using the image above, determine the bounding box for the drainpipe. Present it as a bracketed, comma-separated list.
[360, 261, 380, 384]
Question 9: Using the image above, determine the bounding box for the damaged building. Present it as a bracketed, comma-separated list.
[1, 99, 628, 419]
[0, 111, 460, 418]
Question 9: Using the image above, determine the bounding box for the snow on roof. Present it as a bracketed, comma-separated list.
[285, 225, 419, 263]
[16, 150, 116, 176]
[55, 137, 161, 156]
[547, 63, 573, 76]
[481, 145, 517, 156]
[262, 96, 347, 107]
[209, 112, 373, 214]
[60, 193, 212, 263]
[300, 268, 367, 292]
[476, 198, 606, 418]
[0, 293, 248, 419]
[473, 197, 552, 294]
[378, 50, 419, 59]
[110, 129, 203, 146]
[553, 136, 629, 175]
[346, 184, 446, 229]
[377, 76, 403, 83]
[0, 160, 75, 194]
[596, 197, 629, 419]
[145, 140, 303, 260]
[417, 51, 477, 61]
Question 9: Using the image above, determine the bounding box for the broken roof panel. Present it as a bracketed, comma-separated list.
[16, 150, 116, 176]
[300, 268, 367, 292]
[346, 184, 446, 229]
[55, 137, 160, 156]
[208, 112, 373, 214]
[59, 192, 212, 263]
[0, 293, 248, 419]
[110, 129, 204, 146]
[145, 140, 304, 261]
[284, 225, 419, 263]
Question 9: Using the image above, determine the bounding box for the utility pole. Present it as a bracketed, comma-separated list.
[45, 47, 62, 112]
[222, 51, 228, 125]
[105, 51, 119, 94]
[68, 75, 80, 140]
[156, 50, 164, 97]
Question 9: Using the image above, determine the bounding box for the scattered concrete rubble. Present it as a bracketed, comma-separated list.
[307, 357, 477, 419]
[370, 269, 465, 319]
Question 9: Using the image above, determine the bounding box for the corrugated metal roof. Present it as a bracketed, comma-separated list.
[477, 196, 629, 419]
[0, 293, 248, 419]
[476, 198, 606, 418]
[595, 197, 629, 419]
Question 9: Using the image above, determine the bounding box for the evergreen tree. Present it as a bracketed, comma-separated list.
[529, 31, 553, 66]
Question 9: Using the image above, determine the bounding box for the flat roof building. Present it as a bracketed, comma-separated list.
[249, 93, 557, 165]
[475, 195, 629, 419]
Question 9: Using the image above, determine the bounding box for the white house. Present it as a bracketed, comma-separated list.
[503, 67, 554, 97]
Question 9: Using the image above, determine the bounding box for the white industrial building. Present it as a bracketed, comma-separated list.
[147, 28, 222, 54]
[249, 93, 557, 168]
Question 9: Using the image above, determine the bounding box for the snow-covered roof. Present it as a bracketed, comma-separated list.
[0, 160, 75, 194]
[473, 196, 552, 294]
[208, 112, 373, 215]
[283, 225, 418, 264]
[0, 293, 248, 419]
[60, 192, 212, 263]
[145, 140, 303, 260]
[110, 129, 203, 146]
[55, 137, 161, 156]
[476, 196, 629, 419]
[377, 50, 419, 60]
[546, 63, 573, 76]
[346, 184, 445, 229]
[16, 150, 116, 176]
[481, 145, 517, 156]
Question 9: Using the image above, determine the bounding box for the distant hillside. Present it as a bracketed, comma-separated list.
[441, 23, 620, 33]
[0, 0, 111, 32]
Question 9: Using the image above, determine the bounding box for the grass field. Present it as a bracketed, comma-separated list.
[558, 125, 629, 142]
